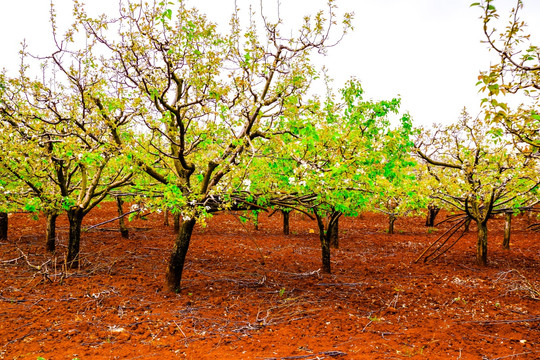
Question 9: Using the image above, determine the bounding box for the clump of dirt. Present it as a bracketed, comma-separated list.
[1, 204, 538, 359]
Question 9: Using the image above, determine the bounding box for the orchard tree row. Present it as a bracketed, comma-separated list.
[0, 0, 538, 292]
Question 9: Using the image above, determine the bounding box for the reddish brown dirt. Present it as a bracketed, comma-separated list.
[1, 203, 539, 360]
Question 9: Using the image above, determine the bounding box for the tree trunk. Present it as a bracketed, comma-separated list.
[319, 231, 331, 274]
[315, 211, 341, 274]
[173, 213, 180, 233]
[315, 213, 331, 274]
[115, 197, 129, 239]
[0, 212, 7, 240]
[503, 212, 511, 250]
[163, 208, 169, 226]
[166, 217, 197, 293]
[282, 210, 290, 235]
[329, 217, 339, 249]
[67, 209, 84, 268]
[253, 211, 259, 231]
[45, 212, 58, 252]
[425, 205, 440, 227]
[476, 221, 488, 266]
[388, 214, 396, 234]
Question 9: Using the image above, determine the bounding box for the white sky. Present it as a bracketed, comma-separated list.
[1, 0, 539, 127]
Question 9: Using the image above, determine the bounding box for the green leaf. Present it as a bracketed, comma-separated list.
[163, 9, 172, 20]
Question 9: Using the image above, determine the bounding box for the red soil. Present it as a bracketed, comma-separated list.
[1, 203, 539, 359]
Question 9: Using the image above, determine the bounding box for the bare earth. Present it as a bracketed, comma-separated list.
[1, 203, 539, 359]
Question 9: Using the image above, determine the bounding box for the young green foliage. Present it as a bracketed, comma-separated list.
[473, 0, 540, 150]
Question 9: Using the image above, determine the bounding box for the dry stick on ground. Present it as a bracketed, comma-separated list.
[0, 255, 24, 264]
[489, 351, 540, 360]
[16, 247, 50, 271]
[414, 216, 468, 263]
[263, 353, 348, 360]
[425, 220, 470, 263]
[527, 223, 540, 231]
[458, 317, 540, 325]
[255, 299, 319, 327]
[496, 269, 540, 300]
[15, 247, 56, 284]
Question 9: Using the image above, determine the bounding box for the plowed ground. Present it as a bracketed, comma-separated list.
[1, 203, 539, 359]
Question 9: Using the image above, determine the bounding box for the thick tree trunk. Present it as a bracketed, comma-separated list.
[315, 213, 331, 274]
[388, 214, 396, 234]
[166, 217, 197, 293]
[329, 217, 339, 249]
[320, 231, 331, 274]
[115, 197, 129, 239]
[503, 212, 511, 250]
[425, 205, 440, 227]
[173, 213, 180, 233]
[0, 212, 7, 240]
[476, 221, 488, 266]
[45, 212, 58, 252]
[67, 209, 84, 268]
[282, 210, 290, 235]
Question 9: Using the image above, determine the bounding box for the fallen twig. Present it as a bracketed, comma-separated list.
[0, 296, 28, 303]
[262, 351, 347, 360]
[315, 282, 363, 287]
[16, 247, 50, 271]
[495, 269, 540, 300]
[458, 317, 540, 325]
[0, 255, 24, 264]
[488, 351, 540, 360]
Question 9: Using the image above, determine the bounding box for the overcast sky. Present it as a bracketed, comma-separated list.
[1, 0, 539, 127]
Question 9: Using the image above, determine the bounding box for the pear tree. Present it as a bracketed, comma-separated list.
[415, 110, 539, 265]
[75, 0, 353, 291]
